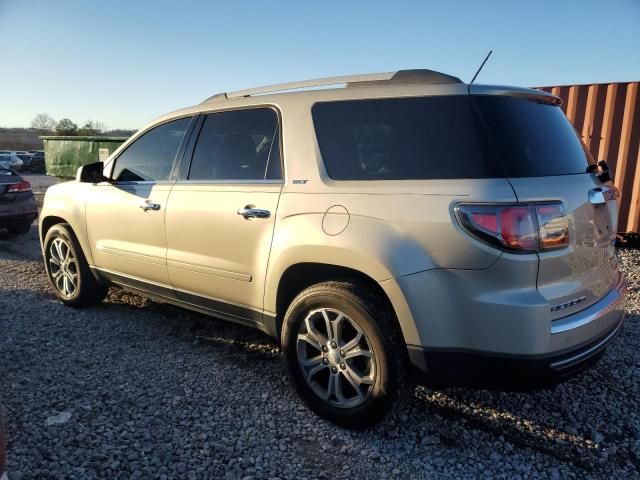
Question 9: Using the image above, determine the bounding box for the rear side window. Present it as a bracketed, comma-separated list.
[474, 96, 593, 177]
[312, 96, 500, 180]
[188, 108, 281, 181]
[112, 117, 191, 182]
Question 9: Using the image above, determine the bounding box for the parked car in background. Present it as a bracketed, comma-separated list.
[0, 404, 7, 480]
[0, 166, 37, 234]
[15, 151, 33, 170]
[29, 151, 45, 173]
[0, 152, 23, 171]
[39, 69, 626, 427]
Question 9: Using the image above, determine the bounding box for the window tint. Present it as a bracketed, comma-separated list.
[474, 96, 593, 177]
[189, 108, 281, 181]
[312, 96, 500, 180]
[112, 117, 191, 182]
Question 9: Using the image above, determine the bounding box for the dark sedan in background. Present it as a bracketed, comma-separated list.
[0, 167, 37, 234]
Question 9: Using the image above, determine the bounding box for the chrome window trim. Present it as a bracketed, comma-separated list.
[174, 179, 284, 186]
[96, 180, 176, 187]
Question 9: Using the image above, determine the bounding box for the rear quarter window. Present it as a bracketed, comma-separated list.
[473, 96, 593, 177]
[311, 96, 500, 180]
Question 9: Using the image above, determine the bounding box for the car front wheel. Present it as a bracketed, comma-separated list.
[43, 223, 108, 307]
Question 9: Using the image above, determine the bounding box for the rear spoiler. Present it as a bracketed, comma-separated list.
[469, 84, 562, 106]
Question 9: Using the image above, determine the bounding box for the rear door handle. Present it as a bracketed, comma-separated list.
[140, 200, 161, 211]
[237, 205, 271, 219]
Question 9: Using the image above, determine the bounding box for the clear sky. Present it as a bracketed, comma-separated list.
[1, 0, 638, 130]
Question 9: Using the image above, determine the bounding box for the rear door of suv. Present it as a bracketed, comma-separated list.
[164, 107, 283, 325]
[472, 93, 620, 320]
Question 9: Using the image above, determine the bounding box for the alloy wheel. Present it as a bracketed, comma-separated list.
[296, 308, 376, 408]
[48, 237, 79, 298]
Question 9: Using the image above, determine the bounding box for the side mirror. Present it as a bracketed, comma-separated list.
[596, 160, 612, 183]
[76, 161, 106, 183]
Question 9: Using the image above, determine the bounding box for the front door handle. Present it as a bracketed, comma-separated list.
[237, 205, 271, 219]
[140, 200, 161, 211]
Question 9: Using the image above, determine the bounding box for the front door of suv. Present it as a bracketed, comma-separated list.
[86, 117, 193, 286]
[165, 107, 283, 326]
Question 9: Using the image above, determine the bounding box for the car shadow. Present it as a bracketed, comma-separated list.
[0, 224, 43, 263]
[103, 286, 281, 361]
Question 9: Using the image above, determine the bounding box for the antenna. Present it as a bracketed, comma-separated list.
[469, 50, 492, 85]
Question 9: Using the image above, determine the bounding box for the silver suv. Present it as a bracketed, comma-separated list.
[39, 69, 626, 427]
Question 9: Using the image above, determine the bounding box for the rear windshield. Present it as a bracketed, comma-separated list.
[474, 96, 593, 177]
[312, 96, 500, 180]
[312, 95, 592, 180]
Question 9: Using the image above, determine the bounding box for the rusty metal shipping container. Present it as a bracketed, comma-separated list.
[42, 136, 128, 178]
[536, 82, 640, 233]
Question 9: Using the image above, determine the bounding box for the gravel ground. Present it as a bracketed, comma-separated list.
[0, 211, 638, 478]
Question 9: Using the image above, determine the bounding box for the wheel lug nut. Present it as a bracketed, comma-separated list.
[340, 363, 346, 370]
[322, 358, 329, 364]
[322, 346, 328, 352]
[331, 342, 337, 349]
[340, 350, 345, 357]
[331, 366, 338, 373]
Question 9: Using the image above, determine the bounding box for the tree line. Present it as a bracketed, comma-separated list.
[30, 113, 135, 137]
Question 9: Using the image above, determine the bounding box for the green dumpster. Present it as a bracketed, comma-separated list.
[41, 136, 129, 178]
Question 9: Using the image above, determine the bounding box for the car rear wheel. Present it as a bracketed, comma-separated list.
[281, 281, 408, 428]
[44, 223, 108, 307]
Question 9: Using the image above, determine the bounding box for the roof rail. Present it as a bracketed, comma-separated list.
[201, 92, 228, 103]
[200, 69, 462, 103]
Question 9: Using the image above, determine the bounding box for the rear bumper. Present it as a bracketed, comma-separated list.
[405, 271, 626, 388]
[408, 311, 624, 388]
[0, 195, 38, 226]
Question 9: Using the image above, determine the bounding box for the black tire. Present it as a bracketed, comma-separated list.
[43, 223, 108, 307]
[281, 281, 408, 428]
[7, 221, 31, 235]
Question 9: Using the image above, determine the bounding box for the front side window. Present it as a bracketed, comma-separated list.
[112, 117, 191, 182]
[188, 108, 281, 181]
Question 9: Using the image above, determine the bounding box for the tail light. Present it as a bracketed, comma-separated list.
[455, 203, 569, 253]
[7, 180, 31, 193]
